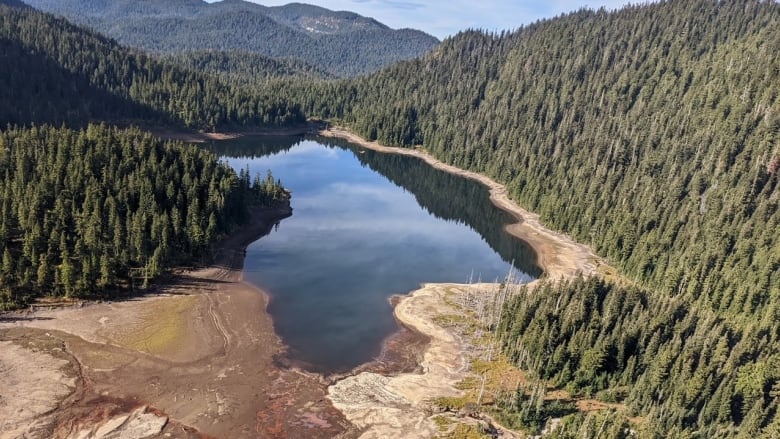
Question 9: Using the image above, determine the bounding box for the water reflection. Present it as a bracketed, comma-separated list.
[208, 136, 540, 373]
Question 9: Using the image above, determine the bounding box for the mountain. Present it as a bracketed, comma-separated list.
[20, 0, 439, 77]
[262, 2, 388, 34]
[279, 0, 780, 435]
[0, 2, 303, 129]
[0, 0, 27, 7]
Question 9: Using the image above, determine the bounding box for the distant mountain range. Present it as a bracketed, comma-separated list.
[0, 0, 27, 7]
[21, 0, 440, 77]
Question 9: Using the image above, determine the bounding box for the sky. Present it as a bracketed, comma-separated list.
[247, 0, 633, 39]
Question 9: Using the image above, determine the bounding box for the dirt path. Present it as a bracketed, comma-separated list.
[0, 205, 358, 439]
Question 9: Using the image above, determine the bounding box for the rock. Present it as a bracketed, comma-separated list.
[69, 406, 168, 439]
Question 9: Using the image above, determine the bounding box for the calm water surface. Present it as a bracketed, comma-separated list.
[211, 136, 541, 373]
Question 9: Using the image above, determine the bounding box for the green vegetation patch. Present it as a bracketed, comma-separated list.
[120, 295, 198, 356]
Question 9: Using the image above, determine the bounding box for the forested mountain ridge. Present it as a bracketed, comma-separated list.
[21, 0, 439, 77]
[272, 0, 780, 435]
[0, 2, 304, 129]
[160, 51, 333, 86]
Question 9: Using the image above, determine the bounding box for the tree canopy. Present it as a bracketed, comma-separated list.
[0, 124, 287, 308]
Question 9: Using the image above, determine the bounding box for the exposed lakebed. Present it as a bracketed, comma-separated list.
[210, 135, 541, 373]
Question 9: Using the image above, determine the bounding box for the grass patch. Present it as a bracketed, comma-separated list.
[446, 424, 493, 439]
[470, 356, 530, 405]
[433, 415, 492, 439]
[432, 313, 472, 327]
[118, 295, 198, 355]
[432, 415, 453, 431]
[431, 395, 473, 411]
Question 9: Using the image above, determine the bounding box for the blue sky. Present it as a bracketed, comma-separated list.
[249, 0, 633, 39]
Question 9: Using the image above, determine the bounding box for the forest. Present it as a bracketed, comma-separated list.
[22, 0, 439, 77]
[161, 51, 333, 86]
[0, 3, 304, 129]
[496, 277, 780, 437]
[264, 0, 780, 436]
[0, 124, 287, 309]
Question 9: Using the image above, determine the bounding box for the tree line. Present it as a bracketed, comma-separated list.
[0, 124, 287, 309]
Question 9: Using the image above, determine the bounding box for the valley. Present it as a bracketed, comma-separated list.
[0, 0, 778, 437]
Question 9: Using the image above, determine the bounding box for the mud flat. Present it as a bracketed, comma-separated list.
[0, 205, 358, 439]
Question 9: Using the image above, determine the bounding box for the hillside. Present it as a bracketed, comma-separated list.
[277, 0, 780, 435]
[0, 0, 26, 7]
[21, 0, 439, 77]
[0, 124, 288, 308]
[160, 50, 332, 85]
[0, 2, 303, 129]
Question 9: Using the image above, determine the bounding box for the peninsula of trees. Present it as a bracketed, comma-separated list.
[0, 3, 292, 308]
[0, 125, 288, 308]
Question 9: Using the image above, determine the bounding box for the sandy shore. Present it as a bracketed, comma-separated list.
[329, 284, 470, 438]
[318, 126, 599, 279]
[0, 204, 358, 439]
[319, 126, 604, 437]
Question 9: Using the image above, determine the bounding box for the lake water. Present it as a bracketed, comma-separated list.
[210, 135, 541, 373]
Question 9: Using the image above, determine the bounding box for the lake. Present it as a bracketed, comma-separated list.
[210, 135, 541, 373]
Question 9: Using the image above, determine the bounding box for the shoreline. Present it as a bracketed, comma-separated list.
[328, 283, 474, 438]
[1, 122, 607, 438]
[0, 202, 360, 439]
[314, 125, 604, 437]
[318, 125, 601, 279]
[148, 123, 320, 144]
